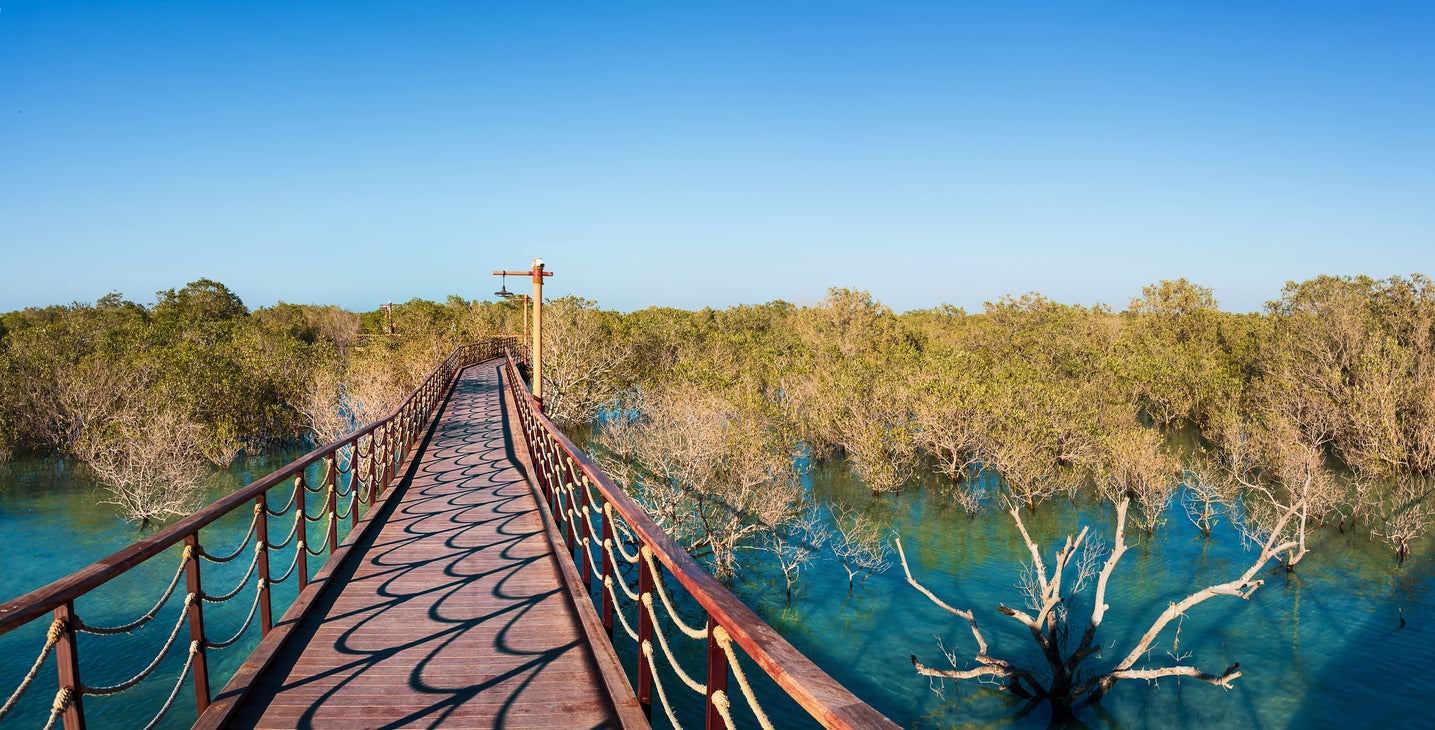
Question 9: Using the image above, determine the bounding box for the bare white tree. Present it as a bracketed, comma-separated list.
[755, 504, 827, 603]
[829, 504, 892, 592]
[1372, 475, 1435, 563]
[897, 496, 1304, 721]
[76, 404, 210, 525]
[592, 382, 804, 580]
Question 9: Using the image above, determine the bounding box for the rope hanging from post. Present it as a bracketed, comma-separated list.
[711, 689, 737, 730]
[268, 540, 304, 584]
[0, 618, 66, 722]
[76, 546, 191, 635]
[641, 640, 686, 730]
[602, 576, 641, 641]
[603, 539, 641, 601]
[204, 581, 266, 649]
[642, 549, 708, 640]
[640, 593, 707, 694]
[200, 545, 261, 604]
[137, 641, 199, 730]
[39, 687, 71, 730]
[303, 514, 336, 555]
[713, 626, 775, 730]
[82, 593, 196, 697]
[198, 509, 260, 563]
[264, 482, 299, 516]
[605, 504, 642, 563]
[267, 510, 303, 550]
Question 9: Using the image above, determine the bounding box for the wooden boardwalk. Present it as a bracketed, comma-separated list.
[227, 361, 635, 729]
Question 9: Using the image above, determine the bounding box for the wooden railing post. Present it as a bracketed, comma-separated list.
[183, 535, 211, 714]
[601, 505, 615, 636]
[324, 457, 339, 560]
[295, 476, 310, 592]
[637, 546, 655, 717]
[578, 472, 594, 585]
[54, 602, 85, 730]
[706, 618, 729, 730]
[562, 458, 577, 553]
[533, 431, 553, 504]
[379, 423, 393, 497]
[255, 497, 273, 635]
[348, 439, 361, 528]
[366, 433, 378, 504]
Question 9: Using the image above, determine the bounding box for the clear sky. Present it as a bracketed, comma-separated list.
[2, 1, 1432, 314]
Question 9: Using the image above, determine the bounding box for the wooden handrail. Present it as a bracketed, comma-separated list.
[0, 337, 513, 729]
[501, 351, 897, 729]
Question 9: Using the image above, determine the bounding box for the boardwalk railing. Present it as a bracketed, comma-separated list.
[502, 351, 898, 730]
[0, 338, 510, 730]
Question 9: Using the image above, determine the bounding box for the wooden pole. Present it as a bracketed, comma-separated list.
[532, 259, 545, 407]
[54, 602, 85, 730]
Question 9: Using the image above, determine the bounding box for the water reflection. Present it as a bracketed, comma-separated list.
[4, 448, 1434, 728]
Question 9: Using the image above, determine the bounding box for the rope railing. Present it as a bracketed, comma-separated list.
[0, 337, 513, 729]
[501, 351, 898, 730]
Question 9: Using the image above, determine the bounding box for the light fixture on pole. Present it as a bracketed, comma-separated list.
[492, 259, 553, 408]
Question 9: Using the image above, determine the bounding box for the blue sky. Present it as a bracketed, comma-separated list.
[2, 1, 1432, 314]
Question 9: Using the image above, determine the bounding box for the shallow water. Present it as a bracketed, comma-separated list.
[719, 461, 1435, 729]
[0, 450, 347, 729]
[3, 452, 1433, 729]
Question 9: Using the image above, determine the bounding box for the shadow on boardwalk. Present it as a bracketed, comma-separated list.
[230, 363, 621, 729]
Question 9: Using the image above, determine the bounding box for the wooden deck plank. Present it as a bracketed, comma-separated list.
[228, 362, 626, 729]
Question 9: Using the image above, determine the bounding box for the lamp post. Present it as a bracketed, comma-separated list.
[493, 259, 552, 407]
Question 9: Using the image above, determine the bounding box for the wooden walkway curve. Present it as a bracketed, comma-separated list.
[222, 360, 641, 728]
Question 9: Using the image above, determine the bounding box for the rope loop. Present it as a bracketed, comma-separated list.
[640, 593, 706, 694]
[0, 618, 67, 722]
[712, 690, 736, 730]
[712, 625, 775, 730]
[602, 576, 640, 640]
[643, 549, 708, 640]
[202, 546, 260, 604]
[81, 593, 196, 697]
[77, 549, 189, 635]
[200, 511, 260, 563]
[51, 688, 71, 713]
[641, 640, 686, 730]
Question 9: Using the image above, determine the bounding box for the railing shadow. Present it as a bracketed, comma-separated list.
[229, 364, 615, 728]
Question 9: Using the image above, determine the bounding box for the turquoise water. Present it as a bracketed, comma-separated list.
[0, 450, 356, 729]
[4, 452, 1433, 728]
[721, 462, 1435, 729]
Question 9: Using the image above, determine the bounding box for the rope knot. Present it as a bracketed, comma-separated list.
[47, 617, 65, 644]
[253, 503, 262, 516]
[189, 640, 201, 655]
[181, 544, 194, 562]
[51, 687, 72, 713]
[713, 625, 731, 648]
